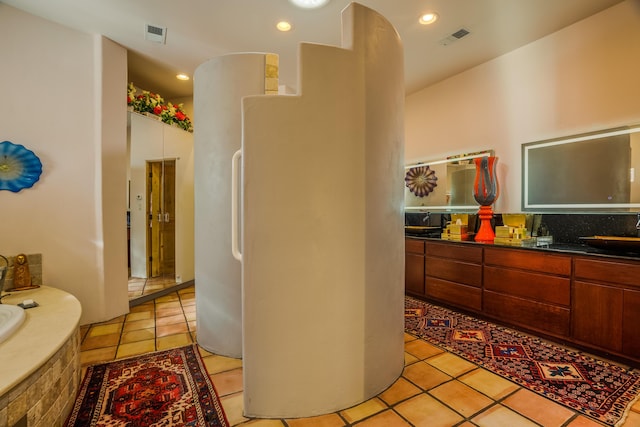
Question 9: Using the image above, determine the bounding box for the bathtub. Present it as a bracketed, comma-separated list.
[0, 286, 82, 426]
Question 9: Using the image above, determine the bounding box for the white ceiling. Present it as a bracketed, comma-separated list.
[2, 0, 623, 99]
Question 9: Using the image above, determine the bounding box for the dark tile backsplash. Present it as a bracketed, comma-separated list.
[405, 212, 640, 244]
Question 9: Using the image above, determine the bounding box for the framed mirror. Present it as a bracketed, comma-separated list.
[405, 150, 494, 212]
[522, 124, 640, 211]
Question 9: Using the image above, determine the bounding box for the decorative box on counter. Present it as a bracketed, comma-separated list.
[441, 214, 470, 241]
[493, 214, 535, 246]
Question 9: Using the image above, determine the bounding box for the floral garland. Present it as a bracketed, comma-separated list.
[127, 83, 193, 132]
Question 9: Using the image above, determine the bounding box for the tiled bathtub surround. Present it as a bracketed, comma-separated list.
[0, 330, 81, 427]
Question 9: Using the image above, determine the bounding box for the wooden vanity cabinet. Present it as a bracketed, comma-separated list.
[573, 257, 640, 359]
[405, 238, 425, 296]
[483, 247, 572, 338]
[424, 240, 483, 312]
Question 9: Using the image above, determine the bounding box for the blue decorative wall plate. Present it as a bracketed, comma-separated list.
[0, 141, 43, 192]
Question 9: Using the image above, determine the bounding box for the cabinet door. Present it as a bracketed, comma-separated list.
[623, 289, 640, 358]
[572, 281, 623, 352]
[405, 253, 425, 295]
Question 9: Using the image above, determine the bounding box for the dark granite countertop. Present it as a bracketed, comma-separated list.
[405, 234, 640, 261]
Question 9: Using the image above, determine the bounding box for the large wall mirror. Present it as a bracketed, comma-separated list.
[522, 124, 640, 211]
[405, 150, 494, 212]
[127, 112, 195, 302]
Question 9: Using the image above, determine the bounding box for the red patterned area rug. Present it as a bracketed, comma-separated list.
[405, 297, 640, 427]
[65, 345, 229, 427]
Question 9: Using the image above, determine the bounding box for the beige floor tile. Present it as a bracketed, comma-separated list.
[620, 410, 640, 426]
[185, 311, 196, 321]
[404, 352, 419, 366]
[156, 332, 192, 350]
[81, 333, 120, 350]
[404, 339, 444, 360]
[120, 328, 155, 344]
[286, 413, 346, 427]
[155, 292, 180, 307]
[404, 333, 417, 342]
[340, 398, 387, 424]
[426, 352, 477, 377]
[102, 315, 126, 324]
[503, 389, 574, 426]
[429, 380, 493, 417]
[115, 339, 156, 359]
[220, 392, 249, 426]
[239, 419, 286, 426]
[402, 361, 451, 390]
[183, 305, 196, 314]
[157, 322, 189, 337]
[129, 302, 154, 313]
[126, 311, 153, 322]
[88, 323, 122, 337]
[123, 318, 156, 332]
[471, 404, 538, 427]
[459, 368, 519, 400]
[202, 354, 244, 375]
[156, 313, 187, 326]
[156, 306, 185, 318]
[566, 415, 610, 426]
[80, 347, 117, 366]
[395, 394, 464, 427]
[378, 377, 422, 405]
[353, 409, 411, 426]
[211, 368, 244, 397]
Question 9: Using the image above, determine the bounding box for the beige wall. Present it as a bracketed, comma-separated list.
[405, 0, 640, 213]
[0, 5, 129, 324]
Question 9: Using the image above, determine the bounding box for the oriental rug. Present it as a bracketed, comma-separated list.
[405, 297, 640, 427]
[65, 345, 229, 427]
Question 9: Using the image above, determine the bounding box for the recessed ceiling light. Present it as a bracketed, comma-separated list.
[176, 73, 190, 81]
[277, 21, 292, 32]
[289, 0, 330, 9]
[419, 12, 439, 25]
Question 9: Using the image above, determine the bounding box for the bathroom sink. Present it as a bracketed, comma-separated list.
[0, 304, 25, 344]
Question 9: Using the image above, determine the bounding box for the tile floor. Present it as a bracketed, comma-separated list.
[127, 275, 179, 299]
[80, 286, 640, 426]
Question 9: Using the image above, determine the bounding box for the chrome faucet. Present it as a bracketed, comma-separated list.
[422, 211, 431, 225]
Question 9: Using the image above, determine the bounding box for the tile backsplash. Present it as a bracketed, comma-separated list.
[1, 253, 42, 291]
[405, 212, 639, 244]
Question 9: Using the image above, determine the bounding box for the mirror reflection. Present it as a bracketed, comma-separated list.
[405, 150, 494, 212]
[523, 124, 640, 211]
[127, 112, 195, 302]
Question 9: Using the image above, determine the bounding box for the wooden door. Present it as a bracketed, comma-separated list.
[146, 160, 176, 278]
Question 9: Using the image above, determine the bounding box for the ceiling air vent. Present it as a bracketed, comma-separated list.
[145, 24, 167, 44]
[439, 28, 470, 46]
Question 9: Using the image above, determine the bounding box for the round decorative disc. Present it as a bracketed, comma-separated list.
[0, 141, 43, 192]
[405, 165, 438, 197]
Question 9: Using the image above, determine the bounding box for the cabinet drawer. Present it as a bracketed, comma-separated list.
[484, 291, 570, 337]
[425, 241, 482, 263]
[405, 238, 425, 254]
[574, 257, 640, 288]
[484, 247, 571, 276]
[425, 277, 482, 312]
[484, 266, 570, 306]
[425, 256, 482, 288]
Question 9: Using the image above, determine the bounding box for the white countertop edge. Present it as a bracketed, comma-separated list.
[0, 286, 82, 396]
